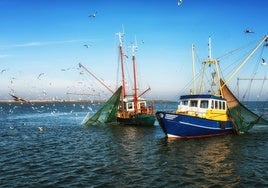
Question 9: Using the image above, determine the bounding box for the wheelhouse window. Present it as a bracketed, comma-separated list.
[211, 100, 214, 109]
[127, 102, 133, 110]
[211, 100, 226, 110]
[140, 102, 145, 108]
[215, 100, 218, 109]
[181, 100, 188, 105]
[190, 100, 198, 107]
[222, 101, 226, 110]
[200, 100, 209, 108]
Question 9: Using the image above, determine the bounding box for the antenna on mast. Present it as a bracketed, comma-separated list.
[117, 32, 123, 47]
[208, 36, 212, 59]
[131, 37, 138, 56]
[116, 30, 127, 98]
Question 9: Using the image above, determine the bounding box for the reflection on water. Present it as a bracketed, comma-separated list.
[192, 137, 239, 187]
[159, 137, 236, 187]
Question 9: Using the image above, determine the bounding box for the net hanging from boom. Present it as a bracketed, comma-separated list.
[81, 86, 122, 126]
[220, 79, 268, 134]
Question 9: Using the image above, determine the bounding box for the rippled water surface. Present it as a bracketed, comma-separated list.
[0, 101, 267, 187]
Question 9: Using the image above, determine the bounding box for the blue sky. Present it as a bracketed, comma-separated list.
[0, 0, 268, 101]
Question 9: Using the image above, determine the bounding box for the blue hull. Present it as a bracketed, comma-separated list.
[155, 111, 233, 138]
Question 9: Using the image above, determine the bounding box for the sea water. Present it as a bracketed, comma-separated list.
[0, 101, 267, 187]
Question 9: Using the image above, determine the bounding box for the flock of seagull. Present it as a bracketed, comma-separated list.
[3, 11, 117, 100]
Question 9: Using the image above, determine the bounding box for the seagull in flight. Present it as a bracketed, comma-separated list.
[9, 93, 30, 104]
[89, 11, 97, 18]
[84, 44, 91, 48]
[245, 29, 254, 34]
[61, 67, 71, 71]
[37, 73, 45, 79]
[262, 58, 267, 65]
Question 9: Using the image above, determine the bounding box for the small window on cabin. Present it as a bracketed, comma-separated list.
[190, 100, 198, 107]
[215, 100, 218, 109]
[211, 100, 214, 109]
[140, 102, 145, 108]
[223, 101, 226, 110]
[200, 100, 209, 108]
[219, 101, 222, 109]
[128, 103, 133, 109]
[182, 100, 188, 105]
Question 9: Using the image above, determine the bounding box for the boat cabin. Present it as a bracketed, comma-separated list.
[176, 94, 228, 121]
[118, 97, 153, 118]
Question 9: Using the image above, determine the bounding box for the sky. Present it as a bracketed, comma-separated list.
[0, 0, 268, 101]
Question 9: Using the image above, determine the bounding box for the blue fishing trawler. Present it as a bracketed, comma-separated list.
[156, 94, 233, 138]
[156, 36, 268, 138]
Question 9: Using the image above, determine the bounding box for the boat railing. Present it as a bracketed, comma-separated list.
[176, 108, 206, 118]
[140, 105, 154, 115]
[177, 108, 228, 120]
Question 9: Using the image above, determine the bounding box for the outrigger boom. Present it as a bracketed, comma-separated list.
[78, 63, 114, 94]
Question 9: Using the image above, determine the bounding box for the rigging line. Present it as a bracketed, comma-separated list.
[243, 61, 259, 100]
[115, 33, 120, 89]
[256, 46, 267, 100]
[134, 55, 150, 92]
[243, 45, 267, 101]
[119, 32, 133, 95]
[221, 36, 268, 91]
[251, 45, 266, 77]
[116, 42, 120, 89]
[178, 76, 194, 94]
[237, 78, 268, 93]
[242, 78, 253, 101]
[202, 64, 213, 93]
[258, 78, 266, 101]
[134, 52, 151, 95]
[78, 63, 114, 94]
[242, 62, 259, 101]
[217, 40, 258, 60]
[265, 94, 268, 102]
[219, 41, 261, 81]
[124, 56, 132, 94]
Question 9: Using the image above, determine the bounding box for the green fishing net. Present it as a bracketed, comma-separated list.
[228, 104, 268, 134]
[82, 86, 122, 126]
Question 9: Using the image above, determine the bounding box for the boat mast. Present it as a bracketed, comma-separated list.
[118, 32, 127, 98]
[191, 44, 196, 94]
[131, 44, 138, 113]
[199, 37, 221, 95]
[208, 37, 212, 59]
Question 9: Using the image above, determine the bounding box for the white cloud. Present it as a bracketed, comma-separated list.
[0, 39, 84, 48]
